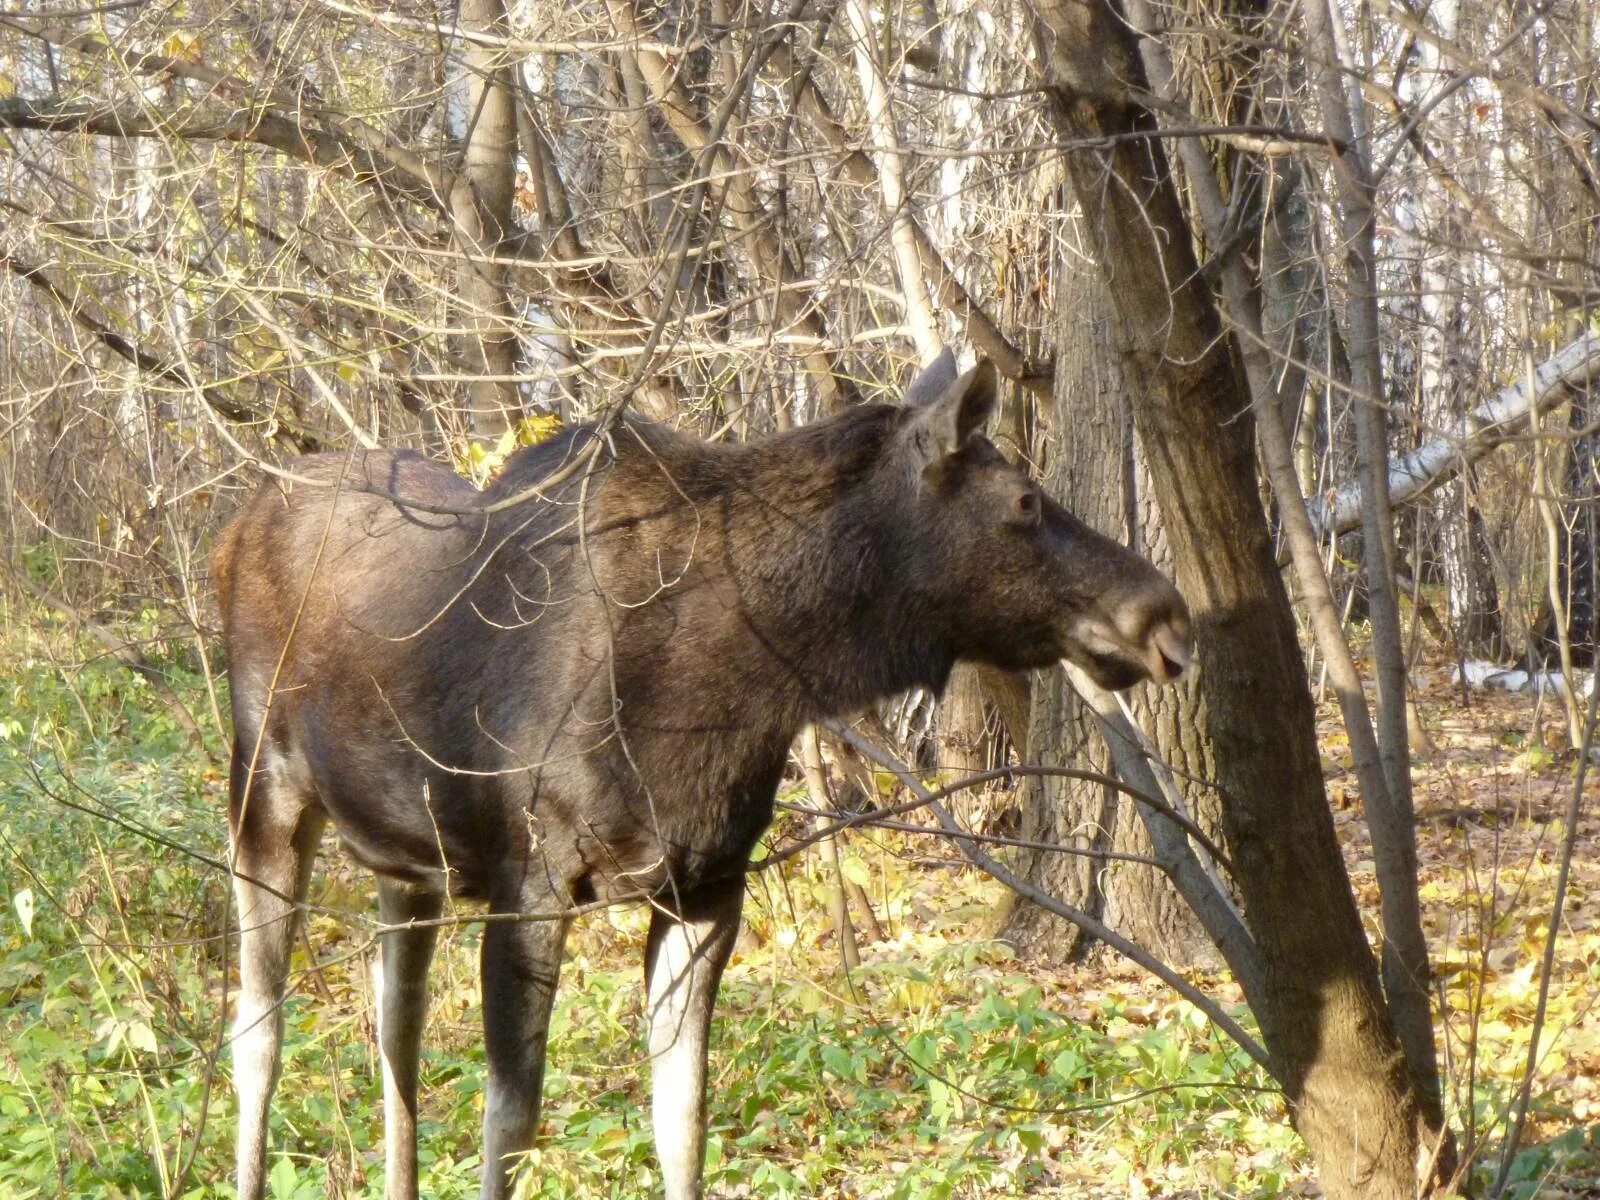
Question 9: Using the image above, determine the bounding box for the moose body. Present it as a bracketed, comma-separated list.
[216, 356, 1190, 1200]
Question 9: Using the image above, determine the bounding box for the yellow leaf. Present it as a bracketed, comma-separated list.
[516, 412, 563, 446]
[493, 425, 517, 460]
[163, 34, 203, 58]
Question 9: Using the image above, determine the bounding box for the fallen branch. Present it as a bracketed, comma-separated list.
[1311, 332, 1600, 537]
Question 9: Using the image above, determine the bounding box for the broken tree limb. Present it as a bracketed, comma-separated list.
[1311, 331, 1600, 538]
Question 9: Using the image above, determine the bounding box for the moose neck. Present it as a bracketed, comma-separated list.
[610, 411, 953, 727]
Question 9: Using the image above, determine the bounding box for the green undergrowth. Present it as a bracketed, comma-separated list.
[7, 610, 1591, 1197]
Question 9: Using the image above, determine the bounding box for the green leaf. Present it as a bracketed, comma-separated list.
[906, 1031, 937, 1072]
[1050, 1047, 1085, 1080]
[840, 855, 871, 888]
[269, 1155, 297, 1198]
[821, 1043, 855, 1080]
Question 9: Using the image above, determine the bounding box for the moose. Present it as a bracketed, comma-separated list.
[214, 351, 1191, 1200]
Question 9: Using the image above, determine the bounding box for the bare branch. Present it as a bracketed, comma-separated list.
[0, 243, 325, 451]
[827, 721, 1278, 1080]
[0, 96, 448, 212]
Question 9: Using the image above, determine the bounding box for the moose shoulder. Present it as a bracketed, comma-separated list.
[216, 353, 1191, 1200]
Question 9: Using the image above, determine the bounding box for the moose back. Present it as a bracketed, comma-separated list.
[214, 353, 1191, 1200]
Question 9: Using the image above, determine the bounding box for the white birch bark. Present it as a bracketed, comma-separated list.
[1312, 332, 1600, 537]
[842, 0, 943, 363]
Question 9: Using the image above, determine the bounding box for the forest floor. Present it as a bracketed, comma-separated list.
[1323, 664, 1600, 1200]
[0, 617, 1597, 1198]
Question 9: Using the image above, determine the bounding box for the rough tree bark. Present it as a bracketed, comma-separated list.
[1003, 252, 1219, 970]
[1026, 1, 1434, 1194]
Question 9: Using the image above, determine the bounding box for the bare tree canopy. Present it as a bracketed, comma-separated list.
[2, 0, 1598, 1197]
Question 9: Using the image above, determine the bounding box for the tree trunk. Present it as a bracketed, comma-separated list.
[1437, 482, 1505, 656]
[1003, 251, 1219, 970]
[936, 663, 992, 828]
[1557, 410, 1600, 662]
[1298, 0, 1441, 1131]
[1257, 164, 1322, 499]
[451, 0, 522, 434]
[1408, 0, 1503, 659]
[1028, 2, 1430, 1195]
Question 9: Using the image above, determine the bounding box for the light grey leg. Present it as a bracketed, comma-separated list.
[374, 879, 444, 1200]
[645, 879, 744, 1200]
[478, 911, 570, 1200]
[230, 766, 324, 1200]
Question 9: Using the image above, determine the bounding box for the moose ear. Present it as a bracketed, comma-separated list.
[903, 347, 959, 408]
[898, 357, 999, 468]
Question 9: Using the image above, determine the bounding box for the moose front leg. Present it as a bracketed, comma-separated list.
[645, 877, 744, 1200]
[479, 910, 570, 1200]
[373, 879, 444, 1200]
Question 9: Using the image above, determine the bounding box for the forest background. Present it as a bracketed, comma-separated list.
[1, 0, 1599, 1196]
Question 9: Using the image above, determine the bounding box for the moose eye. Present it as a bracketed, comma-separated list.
[1012, 489, 1041, 526]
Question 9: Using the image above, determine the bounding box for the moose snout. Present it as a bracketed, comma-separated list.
[1065, 580, 1192, 693]
[1111, 580, 1192, 687]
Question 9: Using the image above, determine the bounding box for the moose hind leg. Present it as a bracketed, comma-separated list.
[374, 879, 443, 1200]
[646, 878, 744, 1200]
[230, 753, 325, 1200]
[478, 908, 570, 1200]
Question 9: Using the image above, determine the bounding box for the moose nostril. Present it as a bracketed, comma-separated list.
[1149, 620, 1191, 682]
